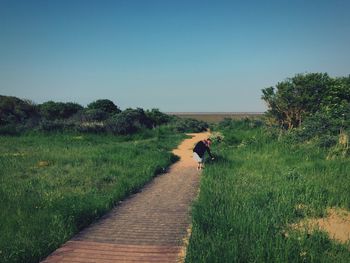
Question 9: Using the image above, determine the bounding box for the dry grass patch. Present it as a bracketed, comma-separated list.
[36, 161, 50, 168]
[289, 207, 350, 244]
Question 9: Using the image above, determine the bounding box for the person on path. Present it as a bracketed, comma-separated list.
[193, 138, 214, 170]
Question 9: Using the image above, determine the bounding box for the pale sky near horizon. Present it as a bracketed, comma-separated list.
[1, 0, 349, 112]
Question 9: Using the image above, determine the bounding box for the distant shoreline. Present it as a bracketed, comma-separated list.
[166, 112, 264, 115]
[166, 112, 264, 123]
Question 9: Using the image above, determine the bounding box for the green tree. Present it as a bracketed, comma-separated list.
[262, 73, 332, 129]
[321, 76, 350, 119]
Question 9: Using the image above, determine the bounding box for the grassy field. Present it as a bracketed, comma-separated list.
[186, 121, 350, 262]
[0, 128, 184, 263]
[169, 112, 263, 123]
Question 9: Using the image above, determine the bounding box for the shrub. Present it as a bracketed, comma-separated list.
[37, 118, 78, 132]
[289, 111, 348, 143]
[303, 112, 342, 136]
[123, 108, 153, 129]
[172, 118, 208, 133]
[106, 108, 152, 135]
[146, 108, 172, 127]
[39, 101, 83, 120]
[87, 99, 121, 115]
[218, 117, 263, 131]
[38, 120, 66, 132]
[78, 109, 109, 122]
[76, 122, 106, 133]
[209, 131, 224, 143]
[223, 133, 241, 146]
[317, 135, 338, 148]
[0, 124, 20, 135]
[61, 102, 83, 118]
[218, 118, 235, 129]
[106, 114, 136, 135]
[0, 95, 38, 125]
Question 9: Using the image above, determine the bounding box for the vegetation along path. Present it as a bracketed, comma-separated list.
[42, 132, 210, 263]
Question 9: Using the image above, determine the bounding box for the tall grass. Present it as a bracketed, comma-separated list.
[0, 127, 183, 263]
[186, 122, 350, 262]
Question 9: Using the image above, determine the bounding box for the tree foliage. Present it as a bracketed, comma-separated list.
[321, 76, 350, 118]
[262, 73, 350, 129]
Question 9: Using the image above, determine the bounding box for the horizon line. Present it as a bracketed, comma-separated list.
[166, 112, 265, 115]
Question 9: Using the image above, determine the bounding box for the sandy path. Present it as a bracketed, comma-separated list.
[172, 132, 211, 168]
[42, 132, 210, 263]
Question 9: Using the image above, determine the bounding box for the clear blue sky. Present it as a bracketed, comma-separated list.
[1, 0, 349, 112]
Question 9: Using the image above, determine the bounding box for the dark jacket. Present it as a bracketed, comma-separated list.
[193, 141, 213, 158]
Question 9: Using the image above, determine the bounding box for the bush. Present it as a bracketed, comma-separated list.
[303, 112, 342, 137]
[77, 109, 109, 122]
[38, 120, 67, 132]
[39, 101, 83, 120]
[209, 131, 224, 143]
[76, 122, 106, 133]
[224, 133, 241, 146]
[106, 108, 152, 135]
[0, 124, 20, 135]
[87, 99, 121, 115]
[0, 96, 182, 136]
[106, 114, 136, 135]
[37, 119, 77, 132]
[0, 95, 38, 125]
[124, 108, 153, 129]
[172, 118, 208, 133]
[218, 117, 263, 131]
[146, 109, 172, 127]
[317, 135, 338, 148]
[289, 111, 348, 143]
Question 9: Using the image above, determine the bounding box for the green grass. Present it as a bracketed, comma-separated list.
[0, 127, 184, 263]
[186, 123, 350, 263]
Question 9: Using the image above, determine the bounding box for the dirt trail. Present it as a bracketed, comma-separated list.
[42, 132, 210, 263]
[172, 132, 211, 168]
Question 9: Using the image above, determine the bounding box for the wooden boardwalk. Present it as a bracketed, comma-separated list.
[42, 132, 209, 263]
